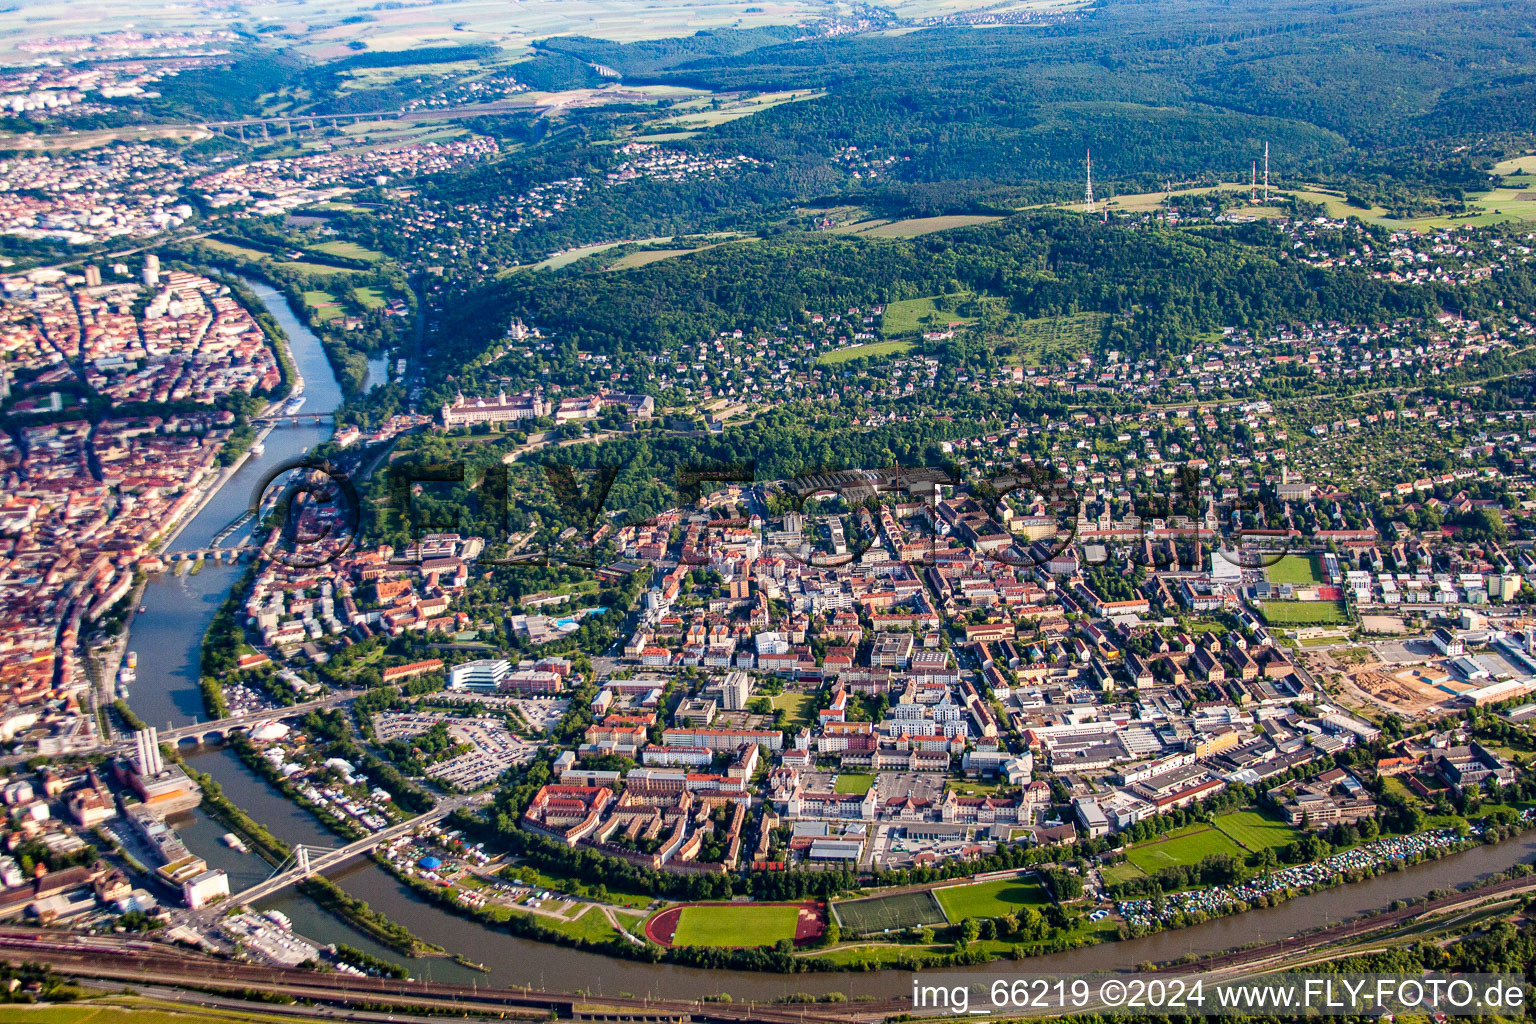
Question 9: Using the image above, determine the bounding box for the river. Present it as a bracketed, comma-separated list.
[122, 278, 1536, 1002]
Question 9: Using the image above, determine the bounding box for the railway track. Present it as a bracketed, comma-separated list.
[0, 929, 899, 1023]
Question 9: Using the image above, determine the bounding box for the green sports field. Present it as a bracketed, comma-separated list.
[833, 890, 946, 934]
[1268, 554, 1324, 586]
[1124, 825, 1246, 874]
[670, 904, 800, 947]
[1259, 600, 1348, 626]
[1212, 810, 1302, 851]
[833, 773, 875, 795]
[934, 878, 1048, 921]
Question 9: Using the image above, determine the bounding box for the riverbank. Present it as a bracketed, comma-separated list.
[153, 421, 276, 554]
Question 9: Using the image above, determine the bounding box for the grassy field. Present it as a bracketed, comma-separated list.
[1259, 600, 1349, 626]
[1212, 810, 1302, 851]
[881, 292, 1000, 336]
[1100, 861, 1147, 886]
[301, 289, 344, 321]
[833, 773, 876, 795]
[1125, 825, 1246, 874]
[671, 904, 800, 947]
[770, 691, 814, 728]
[816, 339, 913, 365]
[274, 260, 358, 278]
[934, 878, 1048, 921]
[540, 904, 618, 943]
[647, 89, 826, 130]
[607, 247, 697, 270]
[836, 214, 1004, 238]
[1268, 554, 1324, 586]
[199, 238, 272, 262]
[834, 890, 947, 934]
[352, 285, 387, 310]
[312, 239, 386, 263]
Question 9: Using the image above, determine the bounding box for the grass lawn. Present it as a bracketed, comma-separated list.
[312, 239, 386, 263]
[1125, 825, 1246, 874]
[816, 339, 912, 365]
[301, 289, 343, 321]
[670, 904, 800, 947]
[540, 904, 617, 943]
[352, 286, 388, 310]
[274, 260, 357, 278]
[1100, 862, 1147, 886]
[833, 773, 875, 795]
[502, 863, 653, 909]
[770, 691, 814, 728]
[1212, 809, 1302, 851]
[880, 293, 990, 336]
[199, 238, 271, 262]
[1268, 554, 1324, 586]
[934, 878, 1048, 921]
[1260, 600, 1348, 626]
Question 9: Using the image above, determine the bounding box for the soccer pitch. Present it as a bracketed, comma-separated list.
[670, 905, 800, 947]
[833, 890, 947, 934]
[1268, 554, 1324, 585]
[934, 878, 1049, 921]
[1213, 810, 1302, 851]
[1125, 826, 1246, 873]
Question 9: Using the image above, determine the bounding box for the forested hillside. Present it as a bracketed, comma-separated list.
[433, 211, 1525, 398]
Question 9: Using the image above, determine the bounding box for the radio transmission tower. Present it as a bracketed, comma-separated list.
[1263, 142, 1270, 201]
[1084, 149, 1094, 213]
[1250, 161, 1257, 203]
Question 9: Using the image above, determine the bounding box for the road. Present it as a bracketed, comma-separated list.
[226, 797, 469, 906]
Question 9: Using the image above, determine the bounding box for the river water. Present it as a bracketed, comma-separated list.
[122, 279, 1536, 1001]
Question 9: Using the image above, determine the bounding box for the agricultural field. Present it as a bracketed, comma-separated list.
[816, 340, 913, 365]
[1124, 825, 1246, 874]
[833, 773, 875, 795]
[833, 890, 947, 934]
[933, 877, 1048, 921]
[669, 904, 801, 947]
[1268, 554, 1324, 586]
[1259, 600, 1349, 626]
[1212, 810, 1302, 851]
